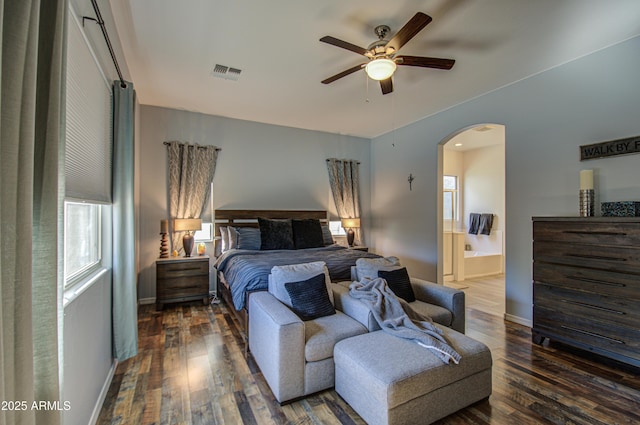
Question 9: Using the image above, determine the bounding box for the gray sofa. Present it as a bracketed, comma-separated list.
[334, 272, 465, 333]
[248, 272, 465, 404]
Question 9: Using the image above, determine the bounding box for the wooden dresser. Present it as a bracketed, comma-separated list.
[532, 217, 640, 367]
[156, 256, 210, 309]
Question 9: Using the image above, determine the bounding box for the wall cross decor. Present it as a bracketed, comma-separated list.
[408, 173, 415, 191]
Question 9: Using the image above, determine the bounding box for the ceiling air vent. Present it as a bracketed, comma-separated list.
[211, 64, 242, 81]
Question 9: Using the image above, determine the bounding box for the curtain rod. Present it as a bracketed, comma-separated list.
[163, 141, 221, 151]
[326, 159, 361, 164]
[84, 0, 126, 88]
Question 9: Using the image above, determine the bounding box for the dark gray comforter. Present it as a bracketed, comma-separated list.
[214, 245, 380, 310]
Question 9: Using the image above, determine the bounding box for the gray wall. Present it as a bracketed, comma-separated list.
[137, 106, 371, 300]
[370, 36, 640, 324]
[63, 271, 113, 425]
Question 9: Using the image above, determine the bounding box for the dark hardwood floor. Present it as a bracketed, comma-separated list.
[98, 281, 640, 424]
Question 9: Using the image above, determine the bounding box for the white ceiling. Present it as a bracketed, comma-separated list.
[109, 0, 640, 139]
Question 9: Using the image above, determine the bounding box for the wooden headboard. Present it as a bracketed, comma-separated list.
[214, 209, 328, 237]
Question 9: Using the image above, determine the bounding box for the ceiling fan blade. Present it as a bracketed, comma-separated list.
[321, 63, 365, 84]
[320, 36, 368, 56]
[385, 12, 432, 53]
[397, 55, 455, 70]
[380, 78, 393, 95]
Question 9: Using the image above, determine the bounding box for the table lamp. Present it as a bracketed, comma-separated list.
[173, 218, 202, 257]
[341, 217, 361, 247]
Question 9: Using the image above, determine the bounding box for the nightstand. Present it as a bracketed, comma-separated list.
[156, 256, 210, 309]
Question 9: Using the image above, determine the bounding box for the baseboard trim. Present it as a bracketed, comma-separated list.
[89, 359, 118, 425]
[504, 313, 532, 328]
[138, 297, 156, 305]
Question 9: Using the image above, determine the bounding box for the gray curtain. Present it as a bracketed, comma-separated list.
[166, 142, 219, 253]
[112, 81, 138, 360]
[326, 158, 362, 244]
[0, 0, 66, 424]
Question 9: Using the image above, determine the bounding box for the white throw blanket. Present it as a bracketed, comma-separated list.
[349, 278, 461, 364]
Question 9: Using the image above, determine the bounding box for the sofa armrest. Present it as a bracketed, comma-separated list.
[410, 278, 465, 333]
[332, 283, 379, 332]
[248, 292, 305, 403]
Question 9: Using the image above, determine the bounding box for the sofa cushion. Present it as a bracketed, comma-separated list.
[304, 311, 367, 362]
[409, 300, 453, 328]
[269, 261, 333, 307]
[285, 273, 336, 321]
[378, 267, 416, 302]
[355, 256, 401, 281]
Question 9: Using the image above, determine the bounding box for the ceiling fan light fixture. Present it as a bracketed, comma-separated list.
[365, 58, 396, 81]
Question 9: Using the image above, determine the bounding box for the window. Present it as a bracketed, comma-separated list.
[443, 175, 459, 222]
[194, 222, 213, 242]
[329, 220, 347, 236]
[64, 202, 102, 287]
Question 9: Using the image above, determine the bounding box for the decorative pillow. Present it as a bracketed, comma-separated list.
[285, 273, 336, 321]
[219, 226, 229, 252]
[378, 267, 416, 303]
[236, 227, 261, 250]
[355, 256, 401, 281]
[259, 218, 295, 250]
[227, 226, 239, 250]
[292, 219, 325, 249]
[269, 261, 333, 307]
[321, 224, 334, 246]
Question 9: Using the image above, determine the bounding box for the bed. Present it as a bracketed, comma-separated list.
[213, 209, 380, 335]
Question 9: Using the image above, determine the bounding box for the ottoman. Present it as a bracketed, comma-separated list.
[334, 329, 492, 425]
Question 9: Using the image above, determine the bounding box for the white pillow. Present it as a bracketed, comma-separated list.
[219, 226, 229, 252]
[227, 226, 239, 250]
[269, 261, 333, 308]
[355, 256, 401, 281]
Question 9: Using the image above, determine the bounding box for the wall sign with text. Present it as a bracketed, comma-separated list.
[580, 135, 640, 161]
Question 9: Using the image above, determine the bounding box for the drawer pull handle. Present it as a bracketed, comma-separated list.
[168, 266, 205, 271]
[567, 275, 626, 287]
[563, 230, 627, 236]
[564, 253, 626, 262]
[561, 299, 625, 315]
[560, 326, 625, 344]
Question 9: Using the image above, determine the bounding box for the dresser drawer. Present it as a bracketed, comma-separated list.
[533, 221, 640, 246]
[534, 283, 639, 327]
[534, 240, 640, 273]
[534, 306, 640, 361]
[533, 262, 638, 299]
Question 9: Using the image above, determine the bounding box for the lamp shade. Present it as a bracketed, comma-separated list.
[365, 58, 396, 81]
[160, 219, 169, 233]
[341, 218, 361, 229]
[173, 218, 202, 232]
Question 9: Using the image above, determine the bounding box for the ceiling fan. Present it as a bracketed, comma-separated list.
[320, 12, 455, 95]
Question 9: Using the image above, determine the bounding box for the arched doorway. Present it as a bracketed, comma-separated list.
[437, 124, 506, 315]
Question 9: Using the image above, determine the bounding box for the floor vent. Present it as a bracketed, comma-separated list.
[211, 64, 242, 81]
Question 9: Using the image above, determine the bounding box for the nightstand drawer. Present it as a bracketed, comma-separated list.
[157, 260, 209, 279]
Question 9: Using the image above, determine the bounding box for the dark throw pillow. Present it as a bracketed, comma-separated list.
[285, 273, 336, 321]
[378, 267, 416, 303]
[292, 218, 325, 249]
[258, 218, 295, 250]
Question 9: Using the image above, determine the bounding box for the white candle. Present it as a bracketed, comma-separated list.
[580, 170, 593, 190]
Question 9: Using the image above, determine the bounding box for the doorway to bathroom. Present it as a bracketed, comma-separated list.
[438, 124, 505, 316]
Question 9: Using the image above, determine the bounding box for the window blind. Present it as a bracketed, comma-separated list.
[65, 12, 112, 203]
